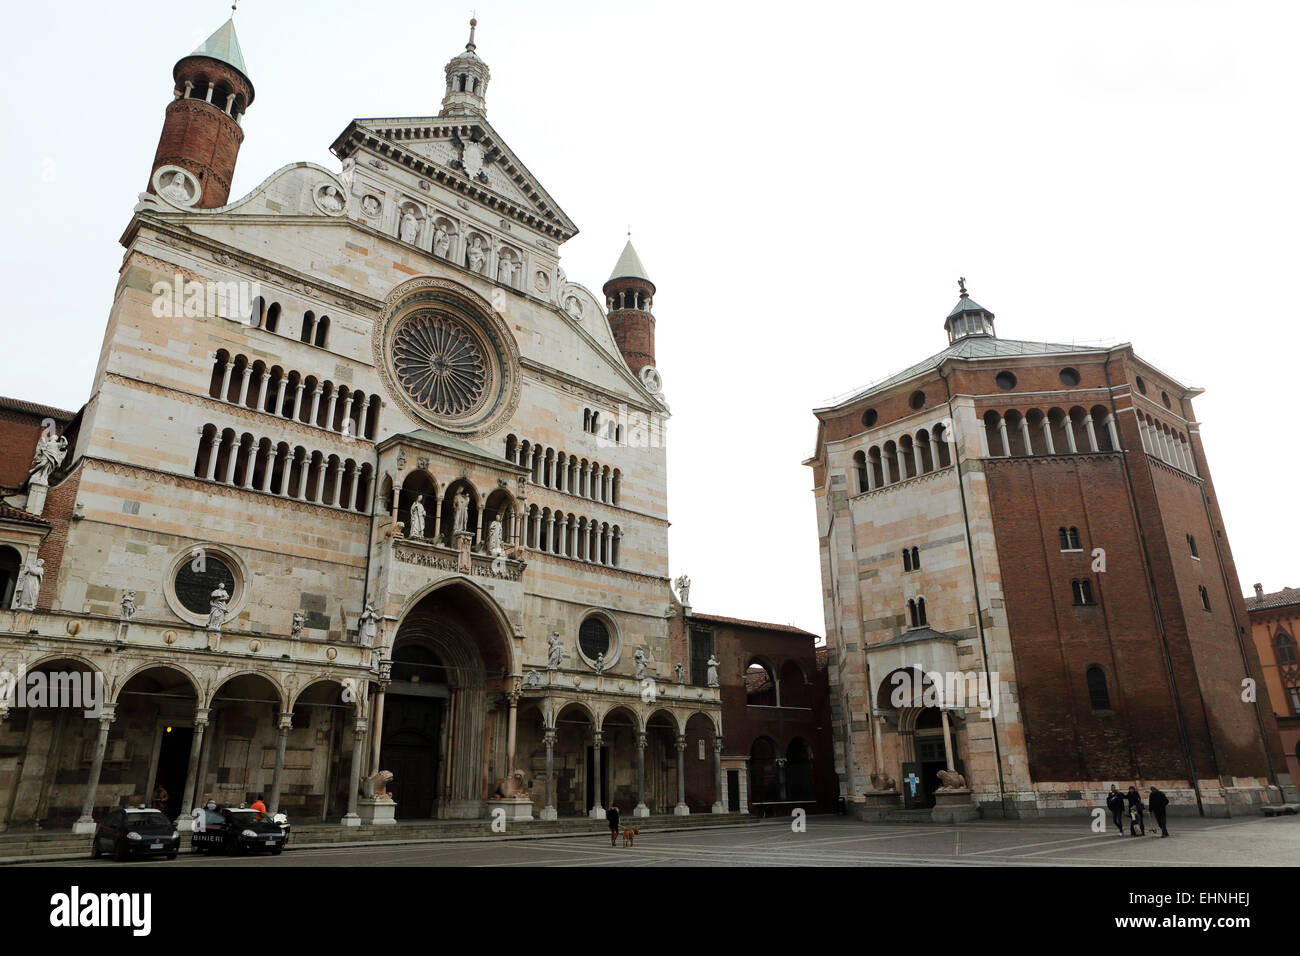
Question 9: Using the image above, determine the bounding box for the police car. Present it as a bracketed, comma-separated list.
[90, 807, 181, 861]
[190, 805, 288, 855]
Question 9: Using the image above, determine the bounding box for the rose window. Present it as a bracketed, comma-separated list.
[392, 313, 488, 416]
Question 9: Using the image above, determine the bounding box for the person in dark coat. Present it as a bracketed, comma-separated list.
[1125, 786, 1145, 836]
[1105, 785, 1126, 834]
[1148, 787, 1170, 837]
[607, 804, 620, 846]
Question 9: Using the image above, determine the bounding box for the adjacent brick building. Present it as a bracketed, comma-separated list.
[1247, 584, 1300, 784]
[807, 285, 1297, 818]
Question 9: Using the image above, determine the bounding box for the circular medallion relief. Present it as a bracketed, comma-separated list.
[392, 313, 489, 417]
[314, 183, 346, 216]
[152, 165, 201, 208]
[639, 365, 662, 394]
[361, 195, 382, 218]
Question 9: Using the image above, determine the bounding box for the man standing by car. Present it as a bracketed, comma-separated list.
[607, 804, 620, 846]
[250, 794, 266, 813]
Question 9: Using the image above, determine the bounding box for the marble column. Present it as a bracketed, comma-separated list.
[634, 732, 649, 817]
[674, 735, 689, 815]
[274, 376, 289, 418]
[1083, 415, 1099, 452]
[255, 370, 271, 411]
[342, 717, 368, 826]
[998, 419, 1011, 456]
[177, 707, 209, 829]
[713, 738, 725, 813]
[370, 685, 387, 774]
[941, 709, 956, 772]
[541, 728, 557, 820]
[506, 690, 519, 771]
[291, 383, 306, 421]
[1040, 419, 1055, 455]
[236, 368, 252, 407]
[269, 711, 292, 814]
[219, 361, 235, 401]
[589, 732, 605, 819]
[325, 387, 340, 431]
[340, 392, 355, 436]
[308, 385, 323, 427]
[204, 434, 221, 481]
[1105, 414, 1120, 450]
[72, 708, 116, 834]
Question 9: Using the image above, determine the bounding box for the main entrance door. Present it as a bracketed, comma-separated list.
[381, 694, 442, 819]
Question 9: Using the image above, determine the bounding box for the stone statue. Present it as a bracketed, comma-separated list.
[162, 171, 192, 203]
[433, 223, 451, 258]
[359, 603, 380, 648]
[497, 256, 514, 284]
[467, 236, 487, 274]
[869, 771, 898, 792]
[399, 209, 420, 243]
[674, 662, 685, 685]
[207, 583, 229, 632]
[453, 489, 471, 534]
[291, 611, 306, 639]
[633, 648, 646, 681]
[491, 769, 531, 800]
[706, 654, 719, 688]
[674, 574, 691, 607]
[361, 195, 381, 218]
[13, 556, 43, 610]
[361, 770, 394, 801]
[487, 513, 504, 556]
[935, 769, 968, 791]
[523, 670, 541, 689]
[28, 433, 68, 485]
[547, 633, 565, 670]
[119, 591, 137, 622]
[594, 652, 606, 674]
[408, 495, 426, 538]
[317, 185, 344, 213]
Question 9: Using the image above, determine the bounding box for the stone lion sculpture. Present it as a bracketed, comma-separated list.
[935, 769, 967, 791]
[361, 769, 394, 801]
[491, 769, 531, 800]
[869, 771, 898, 792]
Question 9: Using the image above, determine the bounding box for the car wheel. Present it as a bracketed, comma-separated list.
[113, 840, 127, 862]
[166, 851, 178, 861]
[270, 846, 282, 856]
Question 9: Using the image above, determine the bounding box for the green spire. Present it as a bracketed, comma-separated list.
[190, 18, 249, 78]
[608, 240, 652, 284]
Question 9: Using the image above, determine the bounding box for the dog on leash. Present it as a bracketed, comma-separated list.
[621, 827, 639, 848]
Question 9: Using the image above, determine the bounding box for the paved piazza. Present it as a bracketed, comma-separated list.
[24, 815, 1300, 868]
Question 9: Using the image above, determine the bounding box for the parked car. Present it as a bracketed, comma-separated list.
[190, 806, 287, 855]
[90, 808, 181, 861]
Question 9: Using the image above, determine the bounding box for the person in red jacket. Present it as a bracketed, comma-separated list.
[250, 794, 267, 813]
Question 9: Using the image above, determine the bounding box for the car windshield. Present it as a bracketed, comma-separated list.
[227, 810, 270, 824]
[124, 810, 170, 825]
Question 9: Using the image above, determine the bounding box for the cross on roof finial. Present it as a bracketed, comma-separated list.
[467, 14, 478, 51]
[958, 277, 967, 296]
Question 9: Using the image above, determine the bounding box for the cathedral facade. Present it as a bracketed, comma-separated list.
[0, 18, 725, 831]
[807, 287, 1297, 818]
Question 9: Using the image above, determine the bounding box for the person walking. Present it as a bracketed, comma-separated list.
[1105, 785, 1126, 835]
[607, 803, 620, 847]
[1125, 786, 1145, 836]
[1148, 786, 1170, 837]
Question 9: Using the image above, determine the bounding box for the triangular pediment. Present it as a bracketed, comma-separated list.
[330, 114, 578, 241]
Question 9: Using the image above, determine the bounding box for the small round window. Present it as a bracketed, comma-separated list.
[908, 390, 926, 410]
[1059, 367, 1080, 387]
[862, 409, 878, 427]
[174, 555, 236, 615]
[995, 371, 1017, 390]
[1135, 376, 1147, 395]
[579, 617, 611, 661]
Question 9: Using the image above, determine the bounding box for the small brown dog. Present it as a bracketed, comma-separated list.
[621, 827, 639, 848]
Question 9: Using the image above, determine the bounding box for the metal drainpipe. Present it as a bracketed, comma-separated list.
[939, 368, 1008, 817]
[1104, 356, 1204, 815]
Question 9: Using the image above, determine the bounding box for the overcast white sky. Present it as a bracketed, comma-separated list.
[2, 0, 1296, 636]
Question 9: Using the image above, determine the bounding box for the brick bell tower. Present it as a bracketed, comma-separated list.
[147, 18, 254, 209]
[602, 240, 656, 374]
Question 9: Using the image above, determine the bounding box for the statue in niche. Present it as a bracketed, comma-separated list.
[207, 583, 229, 632]
[408, 495, 426, 538]
[162, 171, 193, 204]
[467, 236, 487, 274]
[633, 648, 646, 681]
[359, 603, 380, 648]
[594, 652, 606, 674]
[291, 611, 306, 639]
[433, 223, 451, 258]
[673, 574, 691, 607]
[28, 433, 68, 485]
[674, 662, 685, 685]
[13, 555, 43, 610]
[706, 654, 719, 688]
[361, 195, 381, 218]
[399, 209, 420, 244]
[453, 489, 471, 534]
[487, 513, 504, 556]
[547, 633, 565, 670]
[317, 185, 344, 213]
[497, 255, 514, 284]
[119, 591, 137, 622]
